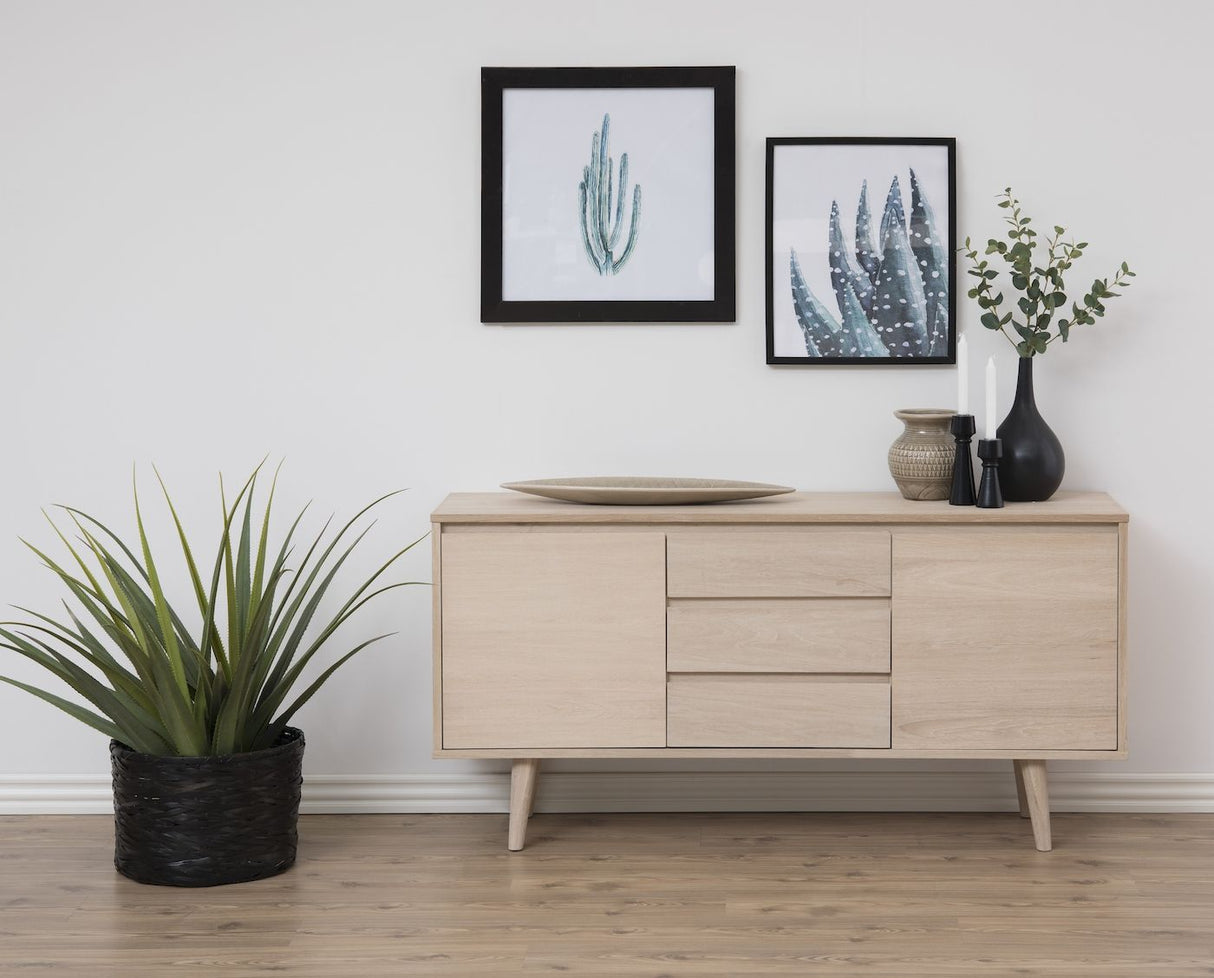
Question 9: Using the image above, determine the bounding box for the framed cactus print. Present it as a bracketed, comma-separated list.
[766, 137, 956, 364]
[481, 66, 736, 323]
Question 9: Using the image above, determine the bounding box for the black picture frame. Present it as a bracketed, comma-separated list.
[766, 137, 957, 365]
[481, 66, 736, 324]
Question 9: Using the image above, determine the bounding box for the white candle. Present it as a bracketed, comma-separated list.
[984, 357, 997, 440]
[957, 335, 969, 415]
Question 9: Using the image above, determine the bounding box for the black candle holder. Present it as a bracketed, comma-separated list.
[949, 414, 977, 506]
[977, 438, 1004, 509]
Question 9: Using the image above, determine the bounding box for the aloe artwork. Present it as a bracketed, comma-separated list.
[789, 171, 948, 359]
[578, 113, 642, 275]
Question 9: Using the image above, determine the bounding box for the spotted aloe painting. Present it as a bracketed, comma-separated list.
[767, 140, 955, 364]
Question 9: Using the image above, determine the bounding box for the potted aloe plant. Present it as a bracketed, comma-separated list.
[0, 463, 423, 886]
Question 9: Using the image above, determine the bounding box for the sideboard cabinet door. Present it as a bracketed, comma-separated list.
[440, 531, 667, 749]
[892, 526, 1119, 751]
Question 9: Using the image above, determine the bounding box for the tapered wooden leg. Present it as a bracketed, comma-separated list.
[1013, 760, 1031, 818]
[1014, 759, 1052, 851]
[508, 759, 540, 852]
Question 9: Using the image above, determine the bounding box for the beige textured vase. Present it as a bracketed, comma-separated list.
[888, 409, 955, 500]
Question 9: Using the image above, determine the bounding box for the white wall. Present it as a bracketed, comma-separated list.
[2, 0, 1211, 809]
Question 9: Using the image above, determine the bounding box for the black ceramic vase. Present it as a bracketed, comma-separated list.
[995, 357, 1065, 502]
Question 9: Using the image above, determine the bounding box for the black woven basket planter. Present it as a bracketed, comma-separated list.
[110, 727, 305, 887]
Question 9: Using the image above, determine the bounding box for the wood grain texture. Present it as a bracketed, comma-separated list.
[667, 675, 891, 748]
[892, 526, 1119, 751]
[1118, 521, 1129, 751]
[432, 500, 1127, 781]
[667, 598, 890, 673]
[440, 531, 666, 749]
[1014, 759, 1031, 818]
[432, 490, 1128, 524]
[435, 745, 1124, 759]
[3, 812, 1211, 977]
[431, 526, 443, 755]
[508, 759, 539, 851]
[1016, 759, 1052, 851]
[667, 529, 891, 598]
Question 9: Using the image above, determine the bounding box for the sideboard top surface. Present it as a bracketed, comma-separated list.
[431, 490, 1127, 525]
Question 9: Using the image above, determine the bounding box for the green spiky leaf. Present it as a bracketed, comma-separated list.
[1, 466, 425, 756]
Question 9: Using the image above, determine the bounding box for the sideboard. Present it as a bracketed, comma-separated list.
[431, 491, 1127, 852]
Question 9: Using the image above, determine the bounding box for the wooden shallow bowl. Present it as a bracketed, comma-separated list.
[500, 477, 796, 506]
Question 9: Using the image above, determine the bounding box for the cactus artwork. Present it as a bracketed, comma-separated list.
[789, 171, 949, 359]
[578, 113, 642, 276]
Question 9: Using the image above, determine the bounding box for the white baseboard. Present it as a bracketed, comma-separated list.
[2, 770, 1213, 815]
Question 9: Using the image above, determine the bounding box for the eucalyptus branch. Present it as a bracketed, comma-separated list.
[963, 188, 1135, 357]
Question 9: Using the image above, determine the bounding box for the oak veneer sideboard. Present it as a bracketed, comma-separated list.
[431, 491, 1128, 852]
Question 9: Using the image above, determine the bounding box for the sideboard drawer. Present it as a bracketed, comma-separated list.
[667, 598, 890, 673]
[666, 529, 891, 597]
[667, 675, 891, 747]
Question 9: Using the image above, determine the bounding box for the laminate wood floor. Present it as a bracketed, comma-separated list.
[2, 813, 1212, 976]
